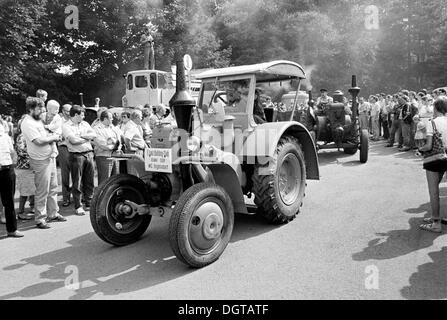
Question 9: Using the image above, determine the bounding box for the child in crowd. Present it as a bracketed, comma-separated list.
[414, 96, 434, 157]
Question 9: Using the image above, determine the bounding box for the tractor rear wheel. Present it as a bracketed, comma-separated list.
[252, 136, 306, 224]
[90, 174, 152, 246]
[360, 129, 369, 163]
[169, 183, 234, 268]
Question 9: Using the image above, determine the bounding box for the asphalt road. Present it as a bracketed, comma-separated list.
[1, 140, 447, 300]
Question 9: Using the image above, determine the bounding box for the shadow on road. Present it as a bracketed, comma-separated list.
[352, 215, 445, 262]
[353, 187, 447, 299]
[400, 246, 447, 300]
[352, 187, 447, 261]
[0, 211, 280, 300]
[316, 139, 421, 167]
[368, 140, 422, 162]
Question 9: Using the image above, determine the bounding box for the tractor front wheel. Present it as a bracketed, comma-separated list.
[169, 183, 234, 268]
[252, 136, 306, 224]
[360, 129, 369, 163]
[90, 174, 152, 246]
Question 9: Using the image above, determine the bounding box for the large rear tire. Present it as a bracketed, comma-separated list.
[360, 129, 369, 163]
[169, 183, 234, 268]
[90, 174, 152, 246]
[252, 136, 306, 224]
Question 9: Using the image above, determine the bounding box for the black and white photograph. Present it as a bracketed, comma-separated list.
[1, 0, 447, 304]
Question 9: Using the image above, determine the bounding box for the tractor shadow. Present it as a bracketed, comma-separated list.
[231, 212, 283, 243]
[315, 138, 392, 168]
[0, 211, 279, 300]
[317, 149, 359, 167]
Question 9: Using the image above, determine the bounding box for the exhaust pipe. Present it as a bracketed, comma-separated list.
[169, 59, 196, 133]
[169, 58, 197, 190]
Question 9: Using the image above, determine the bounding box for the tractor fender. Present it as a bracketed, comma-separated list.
[242, 121, 319, 180]
[206, 164, 248, 215]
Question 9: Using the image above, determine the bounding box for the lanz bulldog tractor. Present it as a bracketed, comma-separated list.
[312, 77, 368, 163]
[90, 59, 319, 268]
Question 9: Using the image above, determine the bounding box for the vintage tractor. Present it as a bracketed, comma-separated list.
[90, 59, 319, 268]
[312, 77, 368, 163]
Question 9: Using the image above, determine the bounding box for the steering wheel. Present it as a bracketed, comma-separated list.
[213, 92, 228, 105]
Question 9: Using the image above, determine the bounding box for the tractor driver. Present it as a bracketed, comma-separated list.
[226, 80, 249, 109]
[253, 87, 267, 124]
[316, 88, 333, 113]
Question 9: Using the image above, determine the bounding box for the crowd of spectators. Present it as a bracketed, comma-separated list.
[0, 89, 175, 237]
[357, 88, 447, 154]
[344, 88, 447, 233]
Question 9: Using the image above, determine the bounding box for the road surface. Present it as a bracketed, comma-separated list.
[1, 140, 446, 300]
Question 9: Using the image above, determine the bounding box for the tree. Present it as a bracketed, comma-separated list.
[0, 0, 47, 114]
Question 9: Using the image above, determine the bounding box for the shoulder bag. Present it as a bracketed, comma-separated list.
[423, 120, 447, 171]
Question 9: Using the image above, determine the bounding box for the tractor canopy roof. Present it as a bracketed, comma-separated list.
[196, 60, 306, 83]
[127, 69, 168, 74]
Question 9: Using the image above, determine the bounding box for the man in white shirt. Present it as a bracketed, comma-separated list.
[378, 93, 387, 138]
[121, 110, 146, 155]
[62, 105, 97, 215]
[369, 95, 381, 141]
[149, 105, 165, 130]
[93, 110, 122, 185]
[21, 97, 67, 229]
[358, 97, 370, 131]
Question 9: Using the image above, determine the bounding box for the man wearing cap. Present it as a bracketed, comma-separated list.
[316, 89, 333, 113]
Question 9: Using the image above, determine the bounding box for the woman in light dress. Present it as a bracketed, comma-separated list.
[14, 117, 36, 220]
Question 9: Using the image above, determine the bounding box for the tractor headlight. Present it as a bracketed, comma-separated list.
[187, 136, 201, 153]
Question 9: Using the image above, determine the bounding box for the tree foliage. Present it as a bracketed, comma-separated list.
[1, 0, 447, 115]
